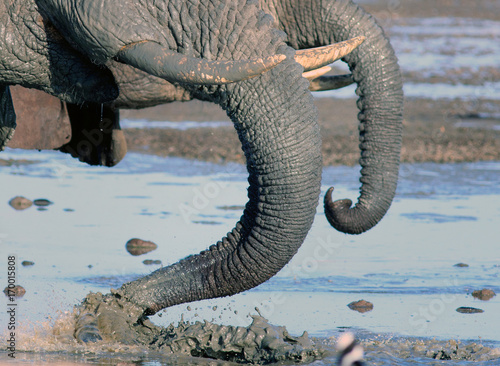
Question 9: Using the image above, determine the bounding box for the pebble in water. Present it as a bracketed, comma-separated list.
[143, 259, 162, 265]
[125, 238, 158, 256]
[456, 307, 484, 314]
[348, 300, 374, 313]
[471, 289, 496, 301]
[33, 198, 53, 207]
[3, 285, 26, 297]
[8, 196, 33, 210]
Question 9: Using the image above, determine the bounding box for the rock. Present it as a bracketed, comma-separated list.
[33, 198, 53, 207]
[347, 299, 374, 313]
[143, 259, 162, 265]
[3, 285, 26, 297]
[21, 260, 35, 266]
[453, 263, 469, 267]
[471, 289, 496, 301]
[9, 196, 33, 210]
[126, 238, 158, 256]
[456, 307, 484, 314]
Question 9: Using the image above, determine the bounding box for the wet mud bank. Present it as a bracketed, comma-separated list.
[122, 98, 500, 166]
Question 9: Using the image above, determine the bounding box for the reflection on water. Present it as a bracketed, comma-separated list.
[0, 149, 499, 364]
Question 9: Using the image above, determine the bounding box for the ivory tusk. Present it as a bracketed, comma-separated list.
[302, 66, 332, 81]
[295, 36, 365, 72]
[308, 73, 354, 91]
[117, 41, 286, 85]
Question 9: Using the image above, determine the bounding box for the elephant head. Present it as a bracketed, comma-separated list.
[58, 0, 404, 235]
[107, 0, 404, 235]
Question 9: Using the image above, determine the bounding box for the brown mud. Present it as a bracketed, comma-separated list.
[11, 302, 500, 364]
[15, 292, 324, 364]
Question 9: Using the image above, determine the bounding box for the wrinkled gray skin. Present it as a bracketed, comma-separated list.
[109, 0, 404, 235]
[0, 0, 402, 344]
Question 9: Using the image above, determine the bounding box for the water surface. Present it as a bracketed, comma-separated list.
[1, 149, 499, 365]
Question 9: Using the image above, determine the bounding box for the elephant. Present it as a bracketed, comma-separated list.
[1, 0, 403, 343]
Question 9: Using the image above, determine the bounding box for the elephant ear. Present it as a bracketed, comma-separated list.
[0, 85, 16, 151]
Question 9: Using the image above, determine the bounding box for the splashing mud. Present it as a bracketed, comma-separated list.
[8, 292, 323, 365]
[71, 292, 323, 364]
[9, 302, 500, 366]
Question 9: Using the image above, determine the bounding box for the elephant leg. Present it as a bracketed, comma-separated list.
[0, 85, 16, 151]
[59, 102, 127, 167]
[7, 86, 72, 150]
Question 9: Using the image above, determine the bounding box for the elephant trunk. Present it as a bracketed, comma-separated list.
[118, 47, 322, 315]
[264, 0, 403, 234]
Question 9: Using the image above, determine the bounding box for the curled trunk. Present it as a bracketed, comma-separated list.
[263, 0, 404, 234]
[115, 14, 322, 314]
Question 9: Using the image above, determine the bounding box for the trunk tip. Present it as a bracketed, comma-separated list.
[324, 187, 368, 235]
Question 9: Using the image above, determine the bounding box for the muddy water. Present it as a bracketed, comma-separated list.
[1, 149, 499, 365]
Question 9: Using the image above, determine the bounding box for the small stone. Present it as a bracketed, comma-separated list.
[126, 238, 158, 256]
[33, 198, 53, 207]
[454, 263, 469, 267]
[3, 285, 26, 297]
[9, 196, 33, 210]
[456, 307, 484, 314]
[347, 299, 373, 313]
[471, 289, 496, 301]
[21, 260, 35, 266]
[143, 259, 162, 265]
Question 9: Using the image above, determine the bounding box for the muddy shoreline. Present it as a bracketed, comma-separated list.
[121, 97, 500, 166]
[119, 0, 500, 167]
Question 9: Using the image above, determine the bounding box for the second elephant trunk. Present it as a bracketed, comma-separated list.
[263, 0, 404, 234]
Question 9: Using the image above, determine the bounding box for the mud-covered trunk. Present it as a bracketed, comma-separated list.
[118, 51, 322, 314]
[262, 0, 403, 234]
[113, 16, 322, 314]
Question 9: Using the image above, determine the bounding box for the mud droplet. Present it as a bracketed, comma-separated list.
[471, 289, 496, 301]
[22, 260, 35, 266]
[125, 238, 158, 256]
[347, 299, 374, 313]
[454, 263, 469, 267]
[456, 306, 484, 314]
[9, 196, 33, 210]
